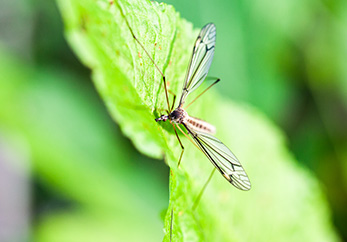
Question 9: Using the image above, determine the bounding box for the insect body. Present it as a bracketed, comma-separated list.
[156, 107, 216, 133]
[155, 24, 251, 191]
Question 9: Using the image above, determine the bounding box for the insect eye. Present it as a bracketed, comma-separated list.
[170, 111, 178, 119]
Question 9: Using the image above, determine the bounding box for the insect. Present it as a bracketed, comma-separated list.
[117, 5, 250, 191]
[155, 24, 251, 191]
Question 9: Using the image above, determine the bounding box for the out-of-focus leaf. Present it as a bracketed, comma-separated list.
[0, 50, 167, 242]
[56, 0, 339, 241]
[35, 211, 163, 242]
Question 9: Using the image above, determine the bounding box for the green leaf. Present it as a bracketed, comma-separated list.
[0, 49, 167, 241]
[57, 0, 339, 241]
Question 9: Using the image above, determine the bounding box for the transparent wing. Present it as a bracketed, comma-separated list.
[184, 124, 251, 190]
[179, 23, 216, 106]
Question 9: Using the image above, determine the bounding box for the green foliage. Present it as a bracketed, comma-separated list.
[0, 50, 166, 241]
[56, 0, 339, 241]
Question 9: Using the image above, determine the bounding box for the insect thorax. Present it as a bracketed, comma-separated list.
[169, 108, 188, 124]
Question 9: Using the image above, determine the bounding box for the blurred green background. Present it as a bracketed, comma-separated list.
[0, 0, 346, 241]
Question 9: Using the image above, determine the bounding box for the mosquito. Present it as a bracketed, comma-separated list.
[117, 5, 250, 191]
[154, 23, 251, 191]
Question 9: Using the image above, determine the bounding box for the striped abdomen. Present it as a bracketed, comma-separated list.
[185, 116, 216, 134]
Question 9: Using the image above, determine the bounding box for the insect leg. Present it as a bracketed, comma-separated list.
[167, 89, 176, 96]
[116, 1, 171, 111]
[170, 207, 173, 242]
[185, 78, 220, 109]
[171, 123, 184, 167]
[175, 124, 202, 151]
[165, 89, 176, 112]
[170, 93, 176, 112]
[192, 168, 216, 210]
[175, 125, 216, 208]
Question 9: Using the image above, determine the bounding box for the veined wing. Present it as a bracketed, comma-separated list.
[184, 124, 251, 190]
[179, 23, 216, 106]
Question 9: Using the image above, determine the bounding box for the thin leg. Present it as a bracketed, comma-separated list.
[156, 108, 168, 114]
[116, 1, 171, 111]
[168, 89, 176, 96]
[170, 94, 176, 112]
[170, 207, 173, 242]
[192, 168, 216, 210]
[171, 123, 184, 167]
[185, 79, 220, 109]
[167, 89, 176, 112]
[175, 124, 216, 208]
[176, 124, 201, 151]
[161, 76, 172, 112]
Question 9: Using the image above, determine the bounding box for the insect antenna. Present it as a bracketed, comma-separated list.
[184, 78, 220, 109]
[116, 1, 171, 111]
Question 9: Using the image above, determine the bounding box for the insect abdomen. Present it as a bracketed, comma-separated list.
[186, 116, 216, 134]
